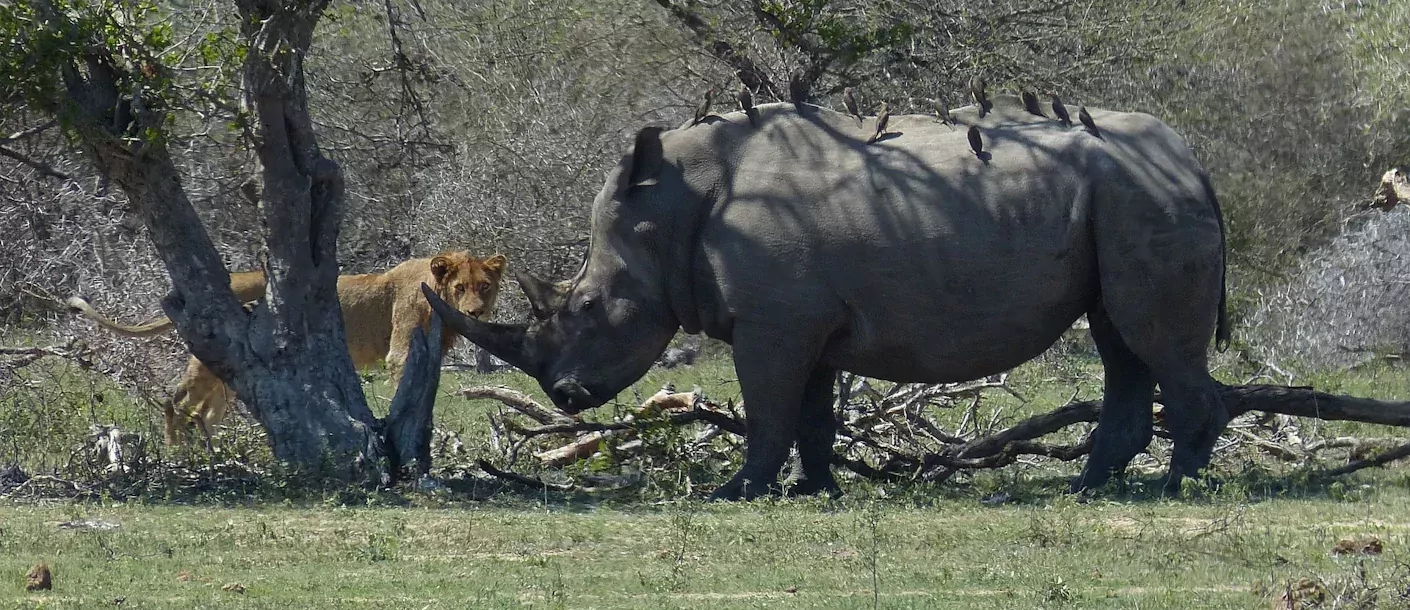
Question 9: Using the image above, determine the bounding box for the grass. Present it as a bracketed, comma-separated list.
[4, 485, 1410, 608]
[5, 336, 1410, 607]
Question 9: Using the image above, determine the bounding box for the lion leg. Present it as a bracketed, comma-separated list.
[164, 358, 205, 446]
[384, 302, 416, 392]
[167, 358, 230, 449]
[162, 396, 185, 446]
[194, 367, 232, 450]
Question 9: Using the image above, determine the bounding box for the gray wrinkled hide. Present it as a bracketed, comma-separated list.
[438, 95, 1229, 500]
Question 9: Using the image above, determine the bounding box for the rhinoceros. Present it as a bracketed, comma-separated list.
[425, 95, 1231, 500]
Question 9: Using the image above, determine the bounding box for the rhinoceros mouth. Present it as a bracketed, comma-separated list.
[549, 379, 603, 414]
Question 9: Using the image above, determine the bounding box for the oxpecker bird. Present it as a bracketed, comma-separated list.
[970, 75, 990, 118]
[1078, 106, 1101, 138]
[737, 85, 756, 127]
[967, 124, 984, 157]
[866, 102, 890, 144]
[842, 87, 861, 119]
[789, 73, 808, 113]
[1051, 93, 1071, 127]
[692, 87, 715, 126]
[1022, 91, 1044, 117]
[933, 96, 953, 128]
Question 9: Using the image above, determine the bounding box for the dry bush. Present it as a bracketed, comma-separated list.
[1251, 207, 1410, 367]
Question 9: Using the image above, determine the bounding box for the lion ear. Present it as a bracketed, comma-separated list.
[430, 256, 453, 283]
[483, 254, 508, 276]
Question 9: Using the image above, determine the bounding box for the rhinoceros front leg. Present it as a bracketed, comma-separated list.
[789, 365, 842, 497]
[710, 324, 817, 501]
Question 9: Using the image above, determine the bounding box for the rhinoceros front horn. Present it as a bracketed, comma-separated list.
[420, 283, 538, 376]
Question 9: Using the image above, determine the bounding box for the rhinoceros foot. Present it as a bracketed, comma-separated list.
[787, 476, 843, 499]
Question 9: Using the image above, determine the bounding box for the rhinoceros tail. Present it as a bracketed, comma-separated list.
[1203, 174, 1232, 353]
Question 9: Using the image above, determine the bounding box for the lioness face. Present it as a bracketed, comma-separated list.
[430, 252, 507, 321]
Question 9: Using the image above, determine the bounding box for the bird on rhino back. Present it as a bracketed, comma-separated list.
[427, 96, 1230, 501]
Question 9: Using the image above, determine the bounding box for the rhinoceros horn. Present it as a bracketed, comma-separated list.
[420, 283, 538, 375]
[517, 272, 568, 320]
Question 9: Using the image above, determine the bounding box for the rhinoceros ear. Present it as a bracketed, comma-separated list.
[626, 126, 664, 188]
[518, 272, 569, 320]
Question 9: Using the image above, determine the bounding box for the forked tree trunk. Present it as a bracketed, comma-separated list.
[224, 0, 380, 474]
[39, 0, 385, 481]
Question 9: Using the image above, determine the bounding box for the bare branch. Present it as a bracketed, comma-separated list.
[0, 145, 72, 181]
[1324, 442, 1410, 477]
[457, 385, 574, 425]
[1, 120, 59, 144]
[476, 459, 575, 492]
[652, 0, 778, 98]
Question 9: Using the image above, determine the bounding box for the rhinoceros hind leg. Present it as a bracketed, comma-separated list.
[1154, 376, 1228, 495]
[1072, 305, 1155, 493]
[709, 324, 817, 502]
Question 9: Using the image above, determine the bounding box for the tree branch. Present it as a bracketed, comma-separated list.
[652, 0, 778, 98]
[1, 120, 58, 144]
[0, 145, 71, 181]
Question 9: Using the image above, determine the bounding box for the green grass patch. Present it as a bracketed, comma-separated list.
[4, 487, 1410, 608]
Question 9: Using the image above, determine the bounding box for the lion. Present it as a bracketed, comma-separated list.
[67, 251, 508, 445]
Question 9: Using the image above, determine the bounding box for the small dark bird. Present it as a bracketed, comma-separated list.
[25, 562, 52, 591]
[1078, 106, 1101, 138]
[967, 125, 984, 157]
[1022, 91, 1045, 117]
[737, 85, 755, 127]
[933, 97, 953, 128]
[789, 72, 809, 112]
[842, 87, 861, 119]
[866, 102, 890, 144]
[1051, 93, 1071, 127]
[969, 75, 990, 118]
[692, 87, 715, 126]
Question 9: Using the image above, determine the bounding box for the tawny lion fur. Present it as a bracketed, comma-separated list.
[68, 252, 507, 445]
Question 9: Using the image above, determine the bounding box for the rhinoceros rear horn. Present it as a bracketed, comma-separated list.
[626, 126, 664, 187]
[517, 272, 568, 320]
[420, 283, 537, 375]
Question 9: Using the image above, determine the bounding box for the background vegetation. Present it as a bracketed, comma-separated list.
[2, 0, 1410, 605]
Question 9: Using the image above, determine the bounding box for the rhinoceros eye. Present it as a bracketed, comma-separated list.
[579, 299, 594, 312]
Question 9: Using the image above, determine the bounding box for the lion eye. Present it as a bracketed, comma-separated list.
[477, 281, 490, 294]
[454, 285, 467, 295]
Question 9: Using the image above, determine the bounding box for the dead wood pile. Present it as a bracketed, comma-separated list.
[463, 376, 1410, 489]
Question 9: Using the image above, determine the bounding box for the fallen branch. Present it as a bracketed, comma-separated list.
[476, 376, 1410, 488]
[1324, 442, 1410, 477]
[955, 401, 1097, 459]
[475, 459, 575, 492]
[1221, 384, 1410, 427]
[535, 431, 615, 468]
[458, 385, 574, 425]
[510, 409, 746, 439]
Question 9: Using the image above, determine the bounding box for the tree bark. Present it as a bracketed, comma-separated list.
[384, 314, 444, 479]
[36, 0, 383, 480]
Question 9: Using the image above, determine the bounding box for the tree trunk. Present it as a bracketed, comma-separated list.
[384, 314, 444, 479]
[38, 0, 384, 481]
[225, 0, 379, 473]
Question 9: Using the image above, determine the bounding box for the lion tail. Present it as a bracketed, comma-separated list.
[65, 296, 175, 338]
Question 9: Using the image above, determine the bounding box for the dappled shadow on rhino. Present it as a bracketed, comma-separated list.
[424, 96, 1230, 501]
